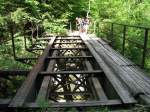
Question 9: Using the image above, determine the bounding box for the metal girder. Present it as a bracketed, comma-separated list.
[0, 35, 138, 110]
[24, 100, 122, 108]
[0, 70, 29, 77]
[40, 70, 103, 75]
[9, 37, 56, 107]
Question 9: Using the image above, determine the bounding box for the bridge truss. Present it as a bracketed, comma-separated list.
[1, 34, 150, 111]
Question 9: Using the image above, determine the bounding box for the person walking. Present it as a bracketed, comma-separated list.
[83, 16, 90, 33]
[76, 17, 82, 32]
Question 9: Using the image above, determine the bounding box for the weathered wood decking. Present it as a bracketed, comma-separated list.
[0, 34, 150, 111]
[81, 34, 150, 104]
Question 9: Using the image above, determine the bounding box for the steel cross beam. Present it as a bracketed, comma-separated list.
[0, 35, 138, 110]
[0, 70, 29, 77]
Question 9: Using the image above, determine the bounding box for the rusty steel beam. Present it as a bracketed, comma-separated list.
[9, 37, 56, 107]
[36, 36, 80, 40]
[54, 42, 84, 44]
[50, 91, 90, 96]
[51, 48, 88, 50]
[0, 70, 29, 77]
[0, 34, 139, 110]
[56, 38, 82, 40]
[14, 56, 93, 61]
[47, 56, 93, 59]
[27, 47, 88, 51]
[40, 70, 103, 75]
[24, 100, 122, 108]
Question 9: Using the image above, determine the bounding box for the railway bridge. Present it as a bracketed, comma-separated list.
[0, 23, 150, 111]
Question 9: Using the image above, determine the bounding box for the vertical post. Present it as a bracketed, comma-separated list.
[31, 22, 33, 45]
[10, 23, 17, 59]
[36, 24, 39, 39]
[141, 28, 149, 68]
[97, 22, 100, 37]
[111, 23, 114, 47]
[122, 25, 127, 55]
[93, 21, 96, 34]
[23, 25, 27, 50]
[70, 22, 72, 33]
[87, 0, 91, 17]
[76, 21, 77, 30]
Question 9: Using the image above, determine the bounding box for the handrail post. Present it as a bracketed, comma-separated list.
[93, 21, 96, 34]
[141, 28, 149, 68]
[70, 22, 72, 33]
[23, 24, 27, 50]
[111, 23, 114, 47]
[97, 22, 100, 37]
[31, 21, 34, 45]
[122, 25, 127, 55]
[36, 24, 39, 39]
[10, 22, 17, 59]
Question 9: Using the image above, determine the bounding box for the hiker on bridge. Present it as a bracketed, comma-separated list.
[76, 17, 82, 31]
[76, 16, 90, 33]
[82, 16, 90, 33]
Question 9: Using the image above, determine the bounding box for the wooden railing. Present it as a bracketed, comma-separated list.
[94, 21, 150, 68]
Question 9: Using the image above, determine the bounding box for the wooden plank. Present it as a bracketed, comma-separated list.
[0, 99, 11, 108]
[80, 34, 136, 104]
[90, 77, 108, 101]
[89, 38, 137, 104]
[104, 50, 150, 93]
[24, 100, 122, 108]
[9, 37, 56, 107]
[94, 37, 150, 102]
[81, 50, 108, 100]
[102, 38, 111, 44]
[36, 39, 60, 103]
[81, 51, 93, 71]
[36, 50, 57, 102]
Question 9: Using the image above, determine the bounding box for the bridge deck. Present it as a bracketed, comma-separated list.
[0, 34, 150, 110]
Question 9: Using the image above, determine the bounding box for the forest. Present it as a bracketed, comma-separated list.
[1, 0, 150, 69]
[0, 0, 150, 111]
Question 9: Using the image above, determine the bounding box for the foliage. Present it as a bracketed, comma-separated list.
[0, 0, 88, 37]
[90, 0, 150, 26]
[0, 36, 34, 69]
[90, 0, 150, 69]
[1, 0, 150, 111]
[11, 8, 29, 24]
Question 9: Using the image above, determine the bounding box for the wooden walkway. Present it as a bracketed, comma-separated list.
[0, 33, 150, 110]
